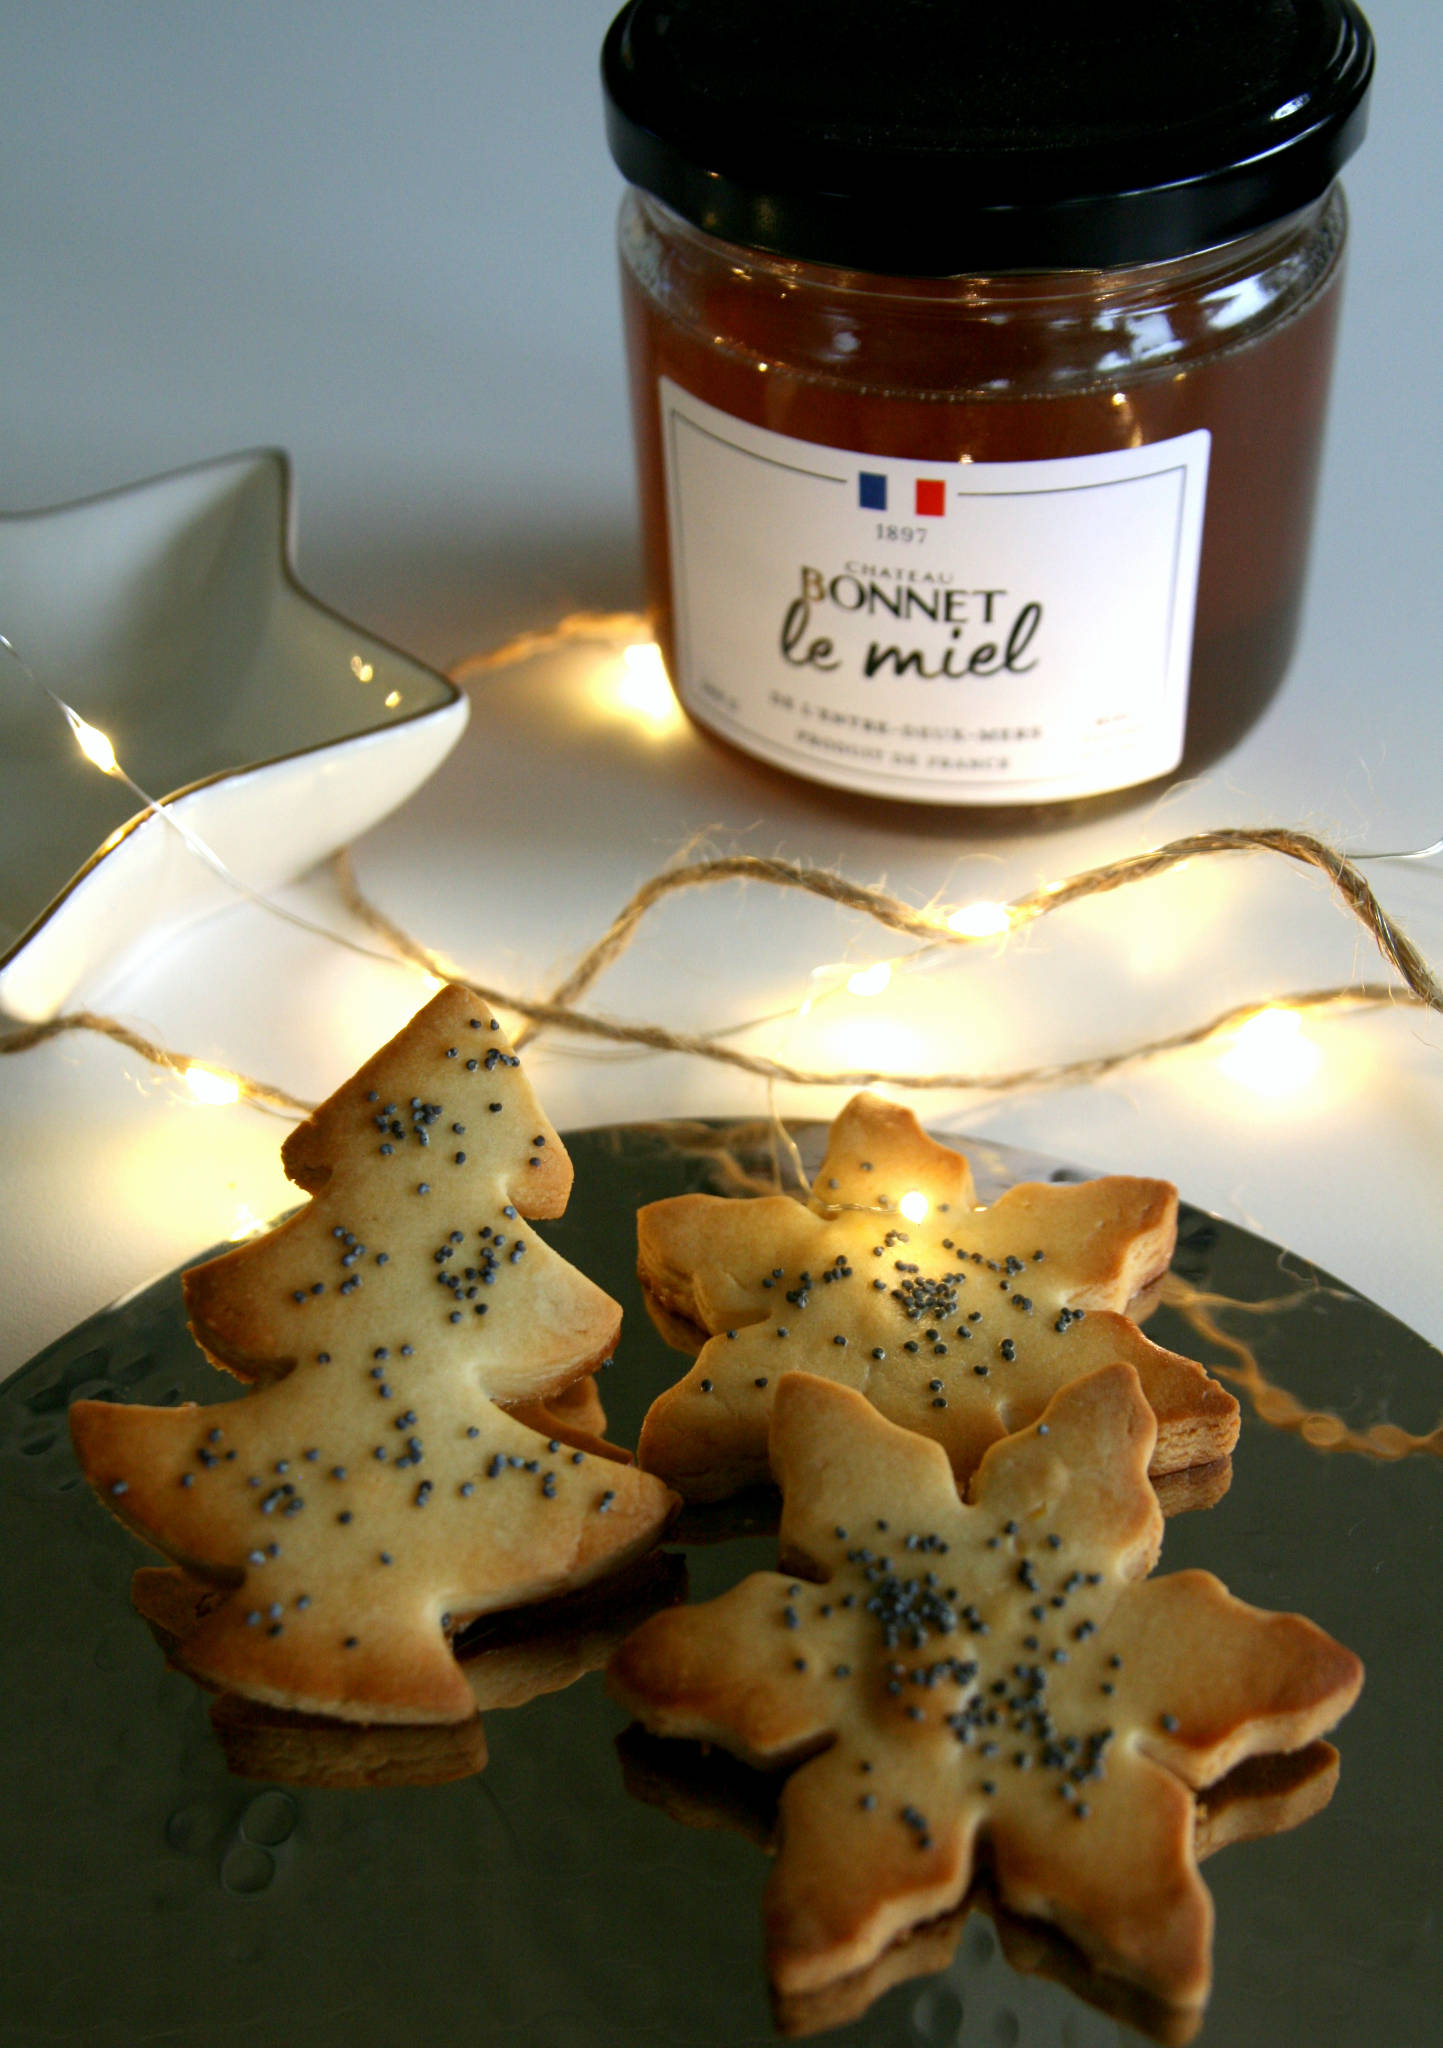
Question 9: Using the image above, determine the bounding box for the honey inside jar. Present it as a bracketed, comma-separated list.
[603, 0, 1375, 818]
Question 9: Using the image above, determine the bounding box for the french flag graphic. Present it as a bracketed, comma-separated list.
[857, 472, 947, 515]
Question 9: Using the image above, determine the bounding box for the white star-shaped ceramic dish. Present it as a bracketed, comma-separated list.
[0, 450, 468, 1020]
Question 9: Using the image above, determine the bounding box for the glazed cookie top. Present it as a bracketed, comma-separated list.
[70, 986, 678, 1725]
[637, 1093, 1239, 1500]
[610, 1365, 1362, 2007]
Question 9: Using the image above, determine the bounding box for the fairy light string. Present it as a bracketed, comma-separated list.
[484, 829, 1443, 1056]
[0, 1008, 313, 1117]
[1, 612, 1439, 1111]
[2, 836, 1435, 1109]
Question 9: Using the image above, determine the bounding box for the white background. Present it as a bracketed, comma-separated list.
[1, 0, 1439, 1380]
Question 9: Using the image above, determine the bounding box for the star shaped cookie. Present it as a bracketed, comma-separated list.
[609, 1365, 1361, 2010]
[70, 986, 678, 1724]
[637, 1093, 1238, 1500]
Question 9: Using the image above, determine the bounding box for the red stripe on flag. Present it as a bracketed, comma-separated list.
[915, 478, 946, 517]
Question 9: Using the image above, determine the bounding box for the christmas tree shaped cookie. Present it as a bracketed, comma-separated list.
[637, 1093, 1239, 1500]
[609, 1366, 1362, 2011]
[70, 986, 678, 1724]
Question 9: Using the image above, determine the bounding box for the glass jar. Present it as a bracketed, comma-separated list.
[603, 0, 1375, 818]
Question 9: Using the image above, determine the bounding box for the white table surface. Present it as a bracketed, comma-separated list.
[2, 0, 1439, 1384]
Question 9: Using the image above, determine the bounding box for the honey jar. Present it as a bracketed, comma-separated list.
[602, 0, 1375, 813]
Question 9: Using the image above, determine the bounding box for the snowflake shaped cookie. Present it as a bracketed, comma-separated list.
[609, 1364, 1361, 2010]
[71, 987, 677, 1724]
[637, 1093, 1239, 1500]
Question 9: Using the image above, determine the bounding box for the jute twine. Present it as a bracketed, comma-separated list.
[1, 612, 1438, 1115]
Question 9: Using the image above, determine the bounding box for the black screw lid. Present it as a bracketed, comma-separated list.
[602, 0, 1374, 273]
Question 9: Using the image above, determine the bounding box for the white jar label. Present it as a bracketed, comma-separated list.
[658, 376, 1210, 803]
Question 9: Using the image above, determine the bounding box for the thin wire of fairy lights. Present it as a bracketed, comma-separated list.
[1, 615, 1439, 1114]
